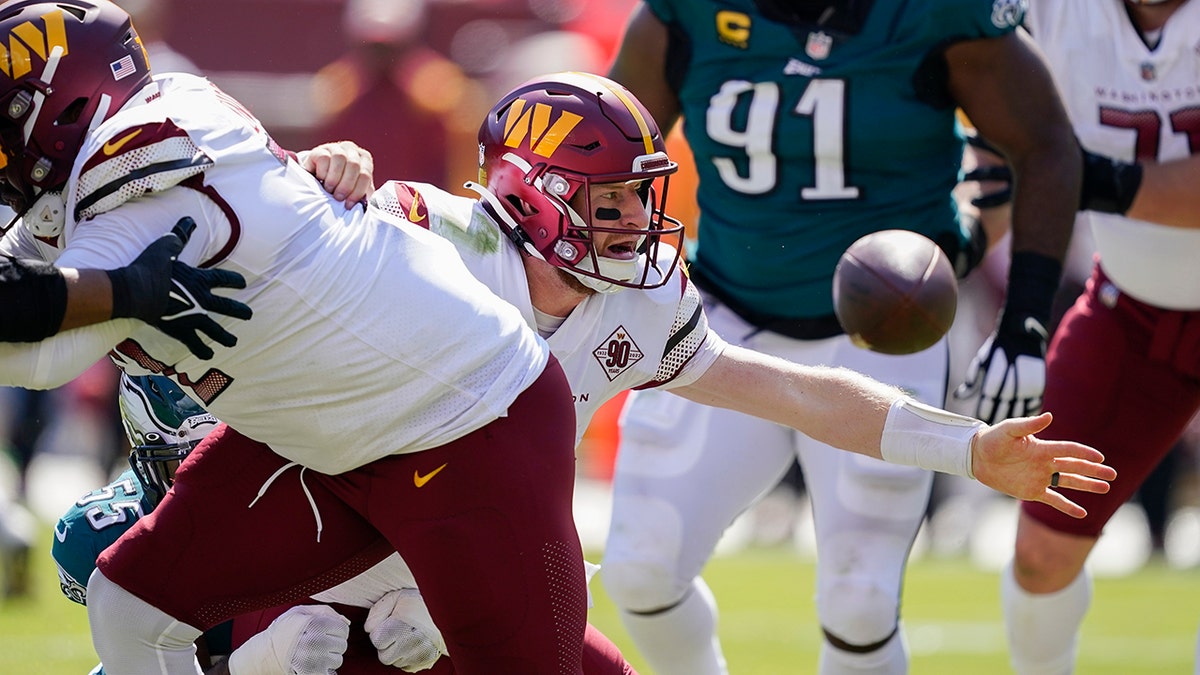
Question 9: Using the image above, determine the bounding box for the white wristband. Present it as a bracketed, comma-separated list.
[880, 398, 985, 479]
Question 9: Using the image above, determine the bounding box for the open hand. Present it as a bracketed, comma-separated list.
[970, 412, 1116, 518]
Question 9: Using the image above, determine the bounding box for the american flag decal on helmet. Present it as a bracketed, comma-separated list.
[110, 54, 136, 80]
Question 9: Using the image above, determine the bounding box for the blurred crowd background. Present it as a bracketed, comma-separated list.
[1, 0, 1197, 607]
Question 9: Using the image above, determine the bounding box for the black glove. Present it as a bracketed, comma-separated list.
[935, 212, 988, 280]
[963, 132, 1013, 209]
[955, 252, 1060, 424]
[107, 217, 252, 359]
[1080, 147, 1143, 214]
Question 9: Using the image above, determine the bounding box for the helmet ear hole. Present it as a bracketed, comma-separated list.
[55, 97, 88, 126]
[505, 194, 537, 217]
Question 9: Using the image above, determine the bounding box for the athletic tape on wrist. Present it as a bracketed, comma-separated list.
[880, 398, 985, 479]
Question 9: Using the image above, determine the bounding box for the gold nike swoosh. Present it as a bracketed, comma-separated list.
[103, 129, 142, 155]
[407, 190, 426, 223]
[413, 462, 448, 488]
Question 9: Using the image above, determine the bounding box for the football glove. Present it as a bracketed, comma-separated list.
[107, 217, 253, 359]
[955, 252, 1061, 424]
[963, 132, 1013, 209]
[227, 604, 350, 675]
[365, 588, 447, 672]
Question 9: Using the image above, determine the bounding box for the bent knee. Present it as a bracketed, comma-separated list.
[817, 577, 900, 648]
[602, 556, 691, 614]
[1012, 535, 1091, 592]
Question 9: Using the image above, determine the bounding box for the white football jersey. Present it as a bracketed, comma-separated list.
[0, 74, 548, 473]
[370, 180, 725, 445]
[1027, 0, 1200, 309]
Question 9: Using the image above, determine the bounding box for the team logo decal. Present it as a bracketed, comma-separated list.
[0, 8, 67, 79]
[805, 31, 833, 60]
[593, 325, 644, 381]
[990, 0, 1027, 29]
[502, 99, 582, 158]
[391, 182, 428, 223]
[716, 11, 751, 49]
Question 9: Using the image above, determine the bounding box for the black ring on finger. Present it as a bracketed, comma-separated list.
[1050, 472, 1061, 488]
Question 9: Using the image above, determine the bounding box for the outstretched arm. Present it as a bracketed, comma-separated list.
[673, 345, 1115, 517]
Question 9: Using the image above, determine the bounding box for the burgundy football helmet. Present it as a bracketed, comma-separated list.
[0, 0, 151, 211]
[474, 71, 684, 292]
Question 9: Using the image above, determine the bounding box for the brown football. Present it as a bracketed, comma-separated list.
[832, 230, 958, 355]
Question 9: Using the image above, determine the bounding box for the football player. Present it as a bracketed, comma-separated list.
[58, 373, 637, 675]
[1001, 1, 1200, 672]
[53, 374, 351, 675]
[0, 1, 587, 672]
[366, 69, 1111, 659]
[599, 0, 1082, 672]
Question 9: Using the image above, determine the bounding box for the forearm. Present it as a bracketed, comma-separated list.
[1126, 154, 1200, 229]
[1007, 142, 1079, 261]
[673, 346, 899, 459]
[60, 268, 115, 331]
[0, 319, 135, 389]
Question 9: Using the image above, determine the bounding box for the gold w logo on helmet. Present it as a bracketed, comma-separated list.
[0, 9, 67, 80]
[502, 99, 582, 158]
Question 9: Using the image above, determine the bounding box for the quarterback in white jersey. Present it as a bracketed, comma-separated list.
[0, 3, 586, 673]
[354, 71, 1114, 674]
[1002, 1, 1200, 673]
[370, 178, 720, 443]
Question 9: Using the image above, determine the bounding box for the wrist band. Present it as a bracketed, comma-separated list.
[880, 398, 985, 479]
[1080, 148, 1142, 215]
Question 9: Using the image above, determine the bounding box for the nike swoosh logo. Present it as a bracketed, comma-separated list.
[54, 522, 68, 543]
[103, 129, 142, 155]
[407, 191, 426, 223]
[414, 463, 447, 488]
[1024, 316, 1048, 341]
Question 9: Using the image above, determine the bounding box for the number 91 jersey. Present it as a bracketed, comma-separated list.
[52, 471, 152, 606]
[650, 0, 1021, 318]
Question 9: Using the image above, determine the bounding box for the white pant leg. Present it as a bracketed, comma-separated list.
[603, 302, 805, 675]
[798, 333, 947, 674]
[88, 569, 204, 675]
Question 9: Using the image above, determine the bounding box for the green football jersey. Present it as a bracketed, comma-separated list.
[648, 0, 1022, 319]
[53, 470, 153, 606]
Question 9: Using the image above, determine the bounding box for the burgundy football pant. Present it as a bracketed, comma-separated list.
[1024, 266, 1200, 536]
[98, 357, 591, 674]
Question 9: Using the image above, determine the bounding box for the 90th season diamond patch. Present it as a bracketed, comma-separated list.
[593, 325, 644, 381]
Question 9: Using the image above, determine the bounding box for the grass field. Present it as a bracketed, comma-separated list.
[2, 530, 1198, 674]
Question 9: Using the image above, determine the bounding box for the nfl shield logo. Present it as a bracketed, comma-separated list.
[806, 31, 833, 60]
[1140, 62, 1156, 81]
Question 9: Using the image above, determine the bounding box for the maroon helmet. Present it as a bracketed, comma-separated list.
[0, 0, 151, 210]
[475, 71, 684, 292]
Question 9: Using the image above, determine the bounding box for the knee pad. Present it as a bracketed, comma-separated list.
[602, 553, 692, 615]
[817, 576, 900, 650]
